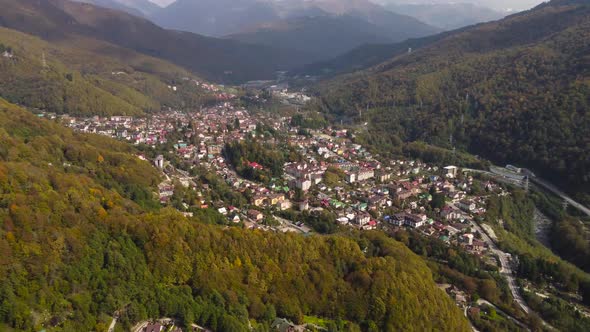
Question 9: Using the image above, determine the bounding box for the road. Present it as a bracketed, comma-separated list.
[530, 177, 590, 217]
[475, 299, 529, 330]
[108, 317, 117, 332]
[465, 166, 590, 217]
[467, 218, 531, 314]
[273, 215, 312, 234]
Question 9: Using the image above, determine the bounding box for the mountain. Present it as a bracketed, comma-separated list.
[0, 24, 209, 116]
[376, 0, 543, 12]
[75, 0, 161, 17]
[153, 0, 439, 52]
[312, 0, 590, 199]
[294, 32, 452, 77]
[74, 0, 145, 17]
[0, 97, 471, 331]
[227, 2, 439, 59]
[228, 15, 393, 60]
[385, 3, 504, 30]
[151, 0, 281, 37]
[114, 0, 161, 15]
[0, 0, 319, 83]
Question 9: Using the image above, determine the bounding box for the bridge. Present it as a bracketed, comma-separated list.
[463, 166, 590, 217]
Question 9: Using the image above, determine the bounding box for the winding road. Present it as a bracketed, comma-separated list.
[467, 218, 531, 314]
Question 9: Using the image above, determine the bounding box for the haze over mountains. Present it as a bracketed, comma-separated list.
[375, 0, 545, 12]
[79, 0, 161, 16]
[150, 0, 439, 60]
[66, 0, 539, 67]
[384, 3, 504, 30]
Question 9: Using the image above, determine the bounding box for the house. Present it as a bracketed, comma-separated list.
[445, 225, 460, 236]
[444, 166, 459, 178]
[207, 145, 223, 155]
[364, 220, 378, 230]
[297, 200, 310, 211]
[154, 155, 164, 169]
[355, 212, 371, 226]
[458, 200, 476, 212]
[461, 233, 474, 245]
[144, 323, 164, 332]
[295, 178, 312, 191]
[357, 168, 375, 182]
[248, 210, 264, 222]
[393, 189, 414, 201]
[278, 200, 292, 211]
[376, 170, 391, 182]
[441, 206, 462, 220]
[406, 214, 426, 228]
[252, 195, 267, 207]
[390, 213, 406, 226]
[248, 161, 264, 170]
[269, 193, 285, 205]
[471, 239, 486, 252]
[345, 172, 356, 183]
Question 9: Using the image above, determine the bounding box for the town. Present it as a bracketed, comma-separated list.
[43, 90, 538, 329]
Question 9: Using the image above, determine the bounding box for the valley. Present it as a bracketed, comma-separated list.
[0, 0, 589, 332]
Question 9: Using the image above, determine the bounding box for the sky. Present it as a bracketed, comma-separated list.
[149, 0, 175, 7]
[149, 0, 548, 11]
[376, 0, 547, 12]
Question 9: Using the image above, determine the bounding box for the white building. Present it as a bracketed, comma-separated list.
[154, 155, 164, 169]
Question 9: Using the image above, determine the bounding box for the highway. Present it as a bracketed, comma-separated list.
[530, 177, 590, 217]
[465, 166, 590, 217]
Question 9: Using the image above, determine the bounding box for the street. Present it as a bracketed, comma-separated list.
[467, 219, 531, 314]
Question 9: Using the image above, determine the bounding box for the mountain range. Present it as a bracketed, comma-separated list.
[384, 2, 504, 30]
[0, 0, 321, 83]
[77, 0, 161, 16]
[227, 12, 437, 60]
[150, 0, 436, 37]
[151, 0, 439, 60]
[69, 0, 515, 65]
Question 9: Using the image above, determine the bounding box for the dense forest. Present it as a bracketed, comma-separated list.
[0, 99, 470, 331]
[312, 0, 590, 202]
[551, 217, 590, 272]
[223, 139, 291, 183]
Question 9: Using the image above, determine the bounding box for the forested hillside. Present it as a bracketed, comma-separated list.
[0, 26, 211, 116]
[0, 98, 470, 331]
[312, 0, 590, 200]
[0, 0, 316, 83]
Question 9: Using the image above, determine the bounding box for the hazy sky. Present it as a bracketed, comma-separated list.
[376, 0, 547, 12]
[149, 0, 547, 11]
[149, 0, 175, 7]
